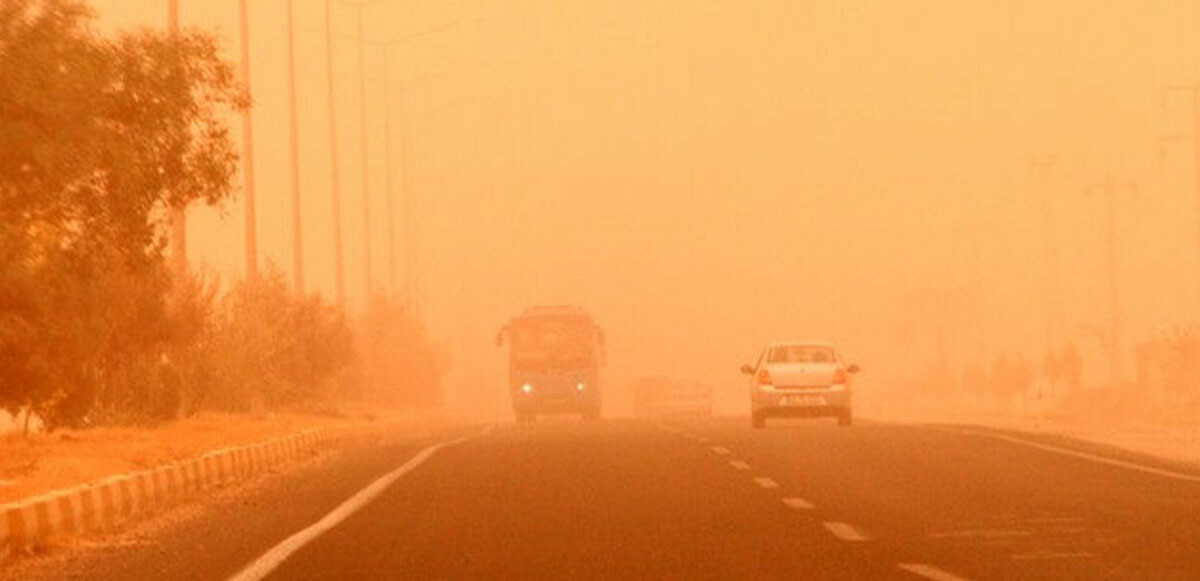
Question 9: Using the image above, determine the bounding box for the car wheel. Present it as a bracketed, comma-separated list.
[837, 409, 852, 427]
[751, 411, 766, 429]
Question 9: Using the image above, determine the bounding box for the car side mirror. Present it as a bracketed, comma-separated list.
[846, 364, 861, 374]
[740, 364, 755, 375]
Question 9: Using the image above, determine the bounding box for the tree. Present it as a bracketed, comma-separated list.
[0, 0, 245, 428]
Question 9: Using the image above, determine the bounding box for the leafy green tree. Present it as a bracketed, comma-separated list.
[0, 0, 245, 429]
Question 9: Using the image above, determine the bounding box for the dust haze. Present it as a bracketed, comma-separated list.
[87, 0, 1200, 418]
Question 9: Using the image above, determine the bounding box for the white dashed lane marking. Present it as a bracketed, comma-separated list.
[898, 563, 972, 581]
[753, 477, 779, 489]
[781, 497, 815, 510]
[1011, 551, 1094, 561]
[710, 446, 730, 455]
[823, 521, 870, 542]
[729, 460, 751, 471]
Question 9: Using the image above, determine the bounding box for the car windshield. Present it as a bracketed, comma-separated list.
[768, 345, 836, 364]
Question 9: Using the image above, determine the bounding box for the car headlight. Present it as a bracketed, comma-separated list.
[576, 382, 585, 392]
[521, 384, 534, 394]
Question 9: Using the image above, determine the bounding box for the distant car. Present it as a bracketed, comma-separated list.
[740, 341, 860, 428]
[633, 377, 712, 420]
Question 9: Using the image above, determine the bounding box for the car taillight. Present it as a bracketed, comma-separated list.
[833, 368, 847, 384]
[755, 368, 772, 385]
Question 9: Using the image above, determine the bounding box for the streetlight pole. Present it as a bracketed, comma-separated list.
[1162, 84, 1200, 311]
[238, 0, 258, 280]
[1029, 155, 1061, 352]
[355, 6, 372, 299]
[167, 0, 186, 278]
[286, 0, 303, 294]
[370, 42, 398, 297]
[324, 0, 346, 307]
[331, 0, 391, 306]
[1086, 175, 1136, 388]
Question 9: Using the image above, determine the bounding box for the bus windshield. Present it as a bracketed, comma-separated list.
[509, 317, 596, 371]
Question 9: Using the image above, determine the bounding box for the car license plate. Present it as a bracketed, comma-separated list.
[782, 395, 826, 407]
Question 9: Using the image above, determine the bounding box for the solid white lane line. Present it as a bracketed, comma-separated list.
[897, 563, 971, 581]
[226, 431, 481, 581]
[781, 497, 815, 510]
[729, 460, 751, 471]
[940, 427, 1200, 483]
[822, 521, 869, 542]
[710, 446, 730, 455]
[753, 477, 779, 489]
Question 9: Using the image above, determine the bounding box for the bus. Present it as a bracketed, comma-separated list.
[496, 306, 605, 422]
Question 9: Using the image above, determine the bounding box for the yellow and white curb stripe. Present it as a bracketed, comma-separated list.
[0, 428, 330, 561]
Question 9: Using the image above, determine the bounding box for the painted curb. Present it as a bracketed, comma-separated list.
[0, 428, 330, 561]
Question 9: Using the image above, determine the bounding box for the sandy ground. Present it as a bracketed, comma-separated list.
[0, 410, 420, 504]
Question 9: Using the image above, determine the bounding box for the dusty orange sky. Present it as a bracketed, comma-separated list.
[88, 0, 1200, 414]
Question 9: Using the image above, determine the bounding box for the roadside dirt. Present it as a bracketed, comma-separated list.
[0, 412, 378, 504]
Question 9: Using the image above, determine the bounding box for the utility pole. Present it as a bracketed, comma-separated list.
[325, 0, 346, 307]
[167, 0, 186, 278]
[369, 42, 399, 297]
[1029, 155, 1061, 352]
[1086, 175, 1136, 388]
[1162, 84, 1200, 310]
[331, 0, 390, 306]
[238, 0, 258, 280]
[355, 6, 373, 300]
[285, 0, 303, 294]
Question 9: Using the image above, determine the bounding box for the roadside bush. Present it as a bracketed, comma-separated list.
[353, 295, 445, 407]
[205, 267, 354, 412]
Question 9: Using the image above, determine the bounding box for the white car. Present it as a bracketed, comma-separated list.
[740, 341, 860, 428]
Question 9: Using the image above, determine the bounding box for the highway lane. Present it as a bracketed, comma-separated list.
[11, 417, 1200, 580]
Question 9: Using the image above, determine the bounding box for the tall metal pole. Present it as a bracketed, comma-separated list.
[400, 78, 415, 311]
[1030, 155, 1060, 352]
[356, 7, 373, 299]
[325, 0, 346, 306]
[377, 45, 398, 297]
[285, 0, 303, 294]
[167, 0, 186, 278]
[1102, 176, 1121, 388]
[238, 0, 258, 280]
[1087, 175, 1135, 387]
[1162, 84, 1200, 311]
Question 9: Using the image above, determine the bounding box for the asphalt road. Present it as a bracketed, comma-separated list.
[12, 416, 1200, 580]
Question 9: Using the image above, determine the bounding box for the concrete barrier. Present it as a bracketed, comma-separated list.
[0, 428, 330, 561]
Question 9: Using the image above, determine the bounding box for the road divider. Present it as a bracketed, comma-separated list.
[1, 429, 330, 563]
